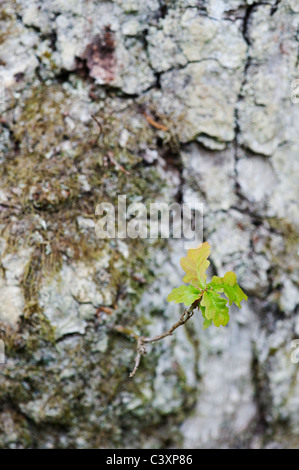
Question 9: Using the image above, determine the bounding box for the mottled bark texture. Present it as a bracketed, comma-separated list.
[0, 0, 298, 448]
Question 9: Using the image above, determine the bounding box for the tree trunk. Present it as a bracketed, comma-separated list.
[0, 0, 298, 449]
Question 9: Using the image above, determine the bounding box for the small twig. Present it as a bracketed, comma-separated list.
[91, 114, 130, 175]
[96, 306, 113, 316]
[143, 112, 168, 132]
[142, 306, 195, 345]
[106, 151, 130, 176]
[130, 337, 147, 378]
[129, 305, 196, 377]
[110, 299, 201, 377]
[91, 114, 103, 145]
[0, 202, 22, 211]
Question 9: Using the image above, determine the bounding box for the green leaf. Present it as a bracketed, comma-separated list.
[200, 290, 229, 327]
[167, 285, 201, 306]
[203, 318, 212, 329]
[209, 271, 248, 307]
[200, 305, 212, 329]
[180, 242, 211, 289]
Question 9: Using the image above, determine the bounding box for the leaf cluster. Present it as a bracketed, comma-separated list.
[167, 242, 247, 328]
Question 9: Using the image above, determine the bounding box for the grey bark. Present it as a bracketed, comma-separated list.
[0, 0, 298, 448]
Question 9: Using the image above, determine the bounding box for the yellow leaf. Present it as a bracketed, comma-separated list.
[180, 241, 211, 289]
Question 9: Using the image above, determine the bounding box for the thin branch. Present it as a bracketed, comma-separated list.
[106, 150, 130, 176]
[91, 114, 103, 145]
[129, 304, 197, 377]
[143, 111, 168, 132]
[142, 306, 195, 344]
[109, 299, 201, 377]
[130, 337, 147, 378]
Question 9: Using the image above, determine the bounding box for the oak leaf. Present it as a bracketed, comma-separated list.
[180, 242, 211, 289]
